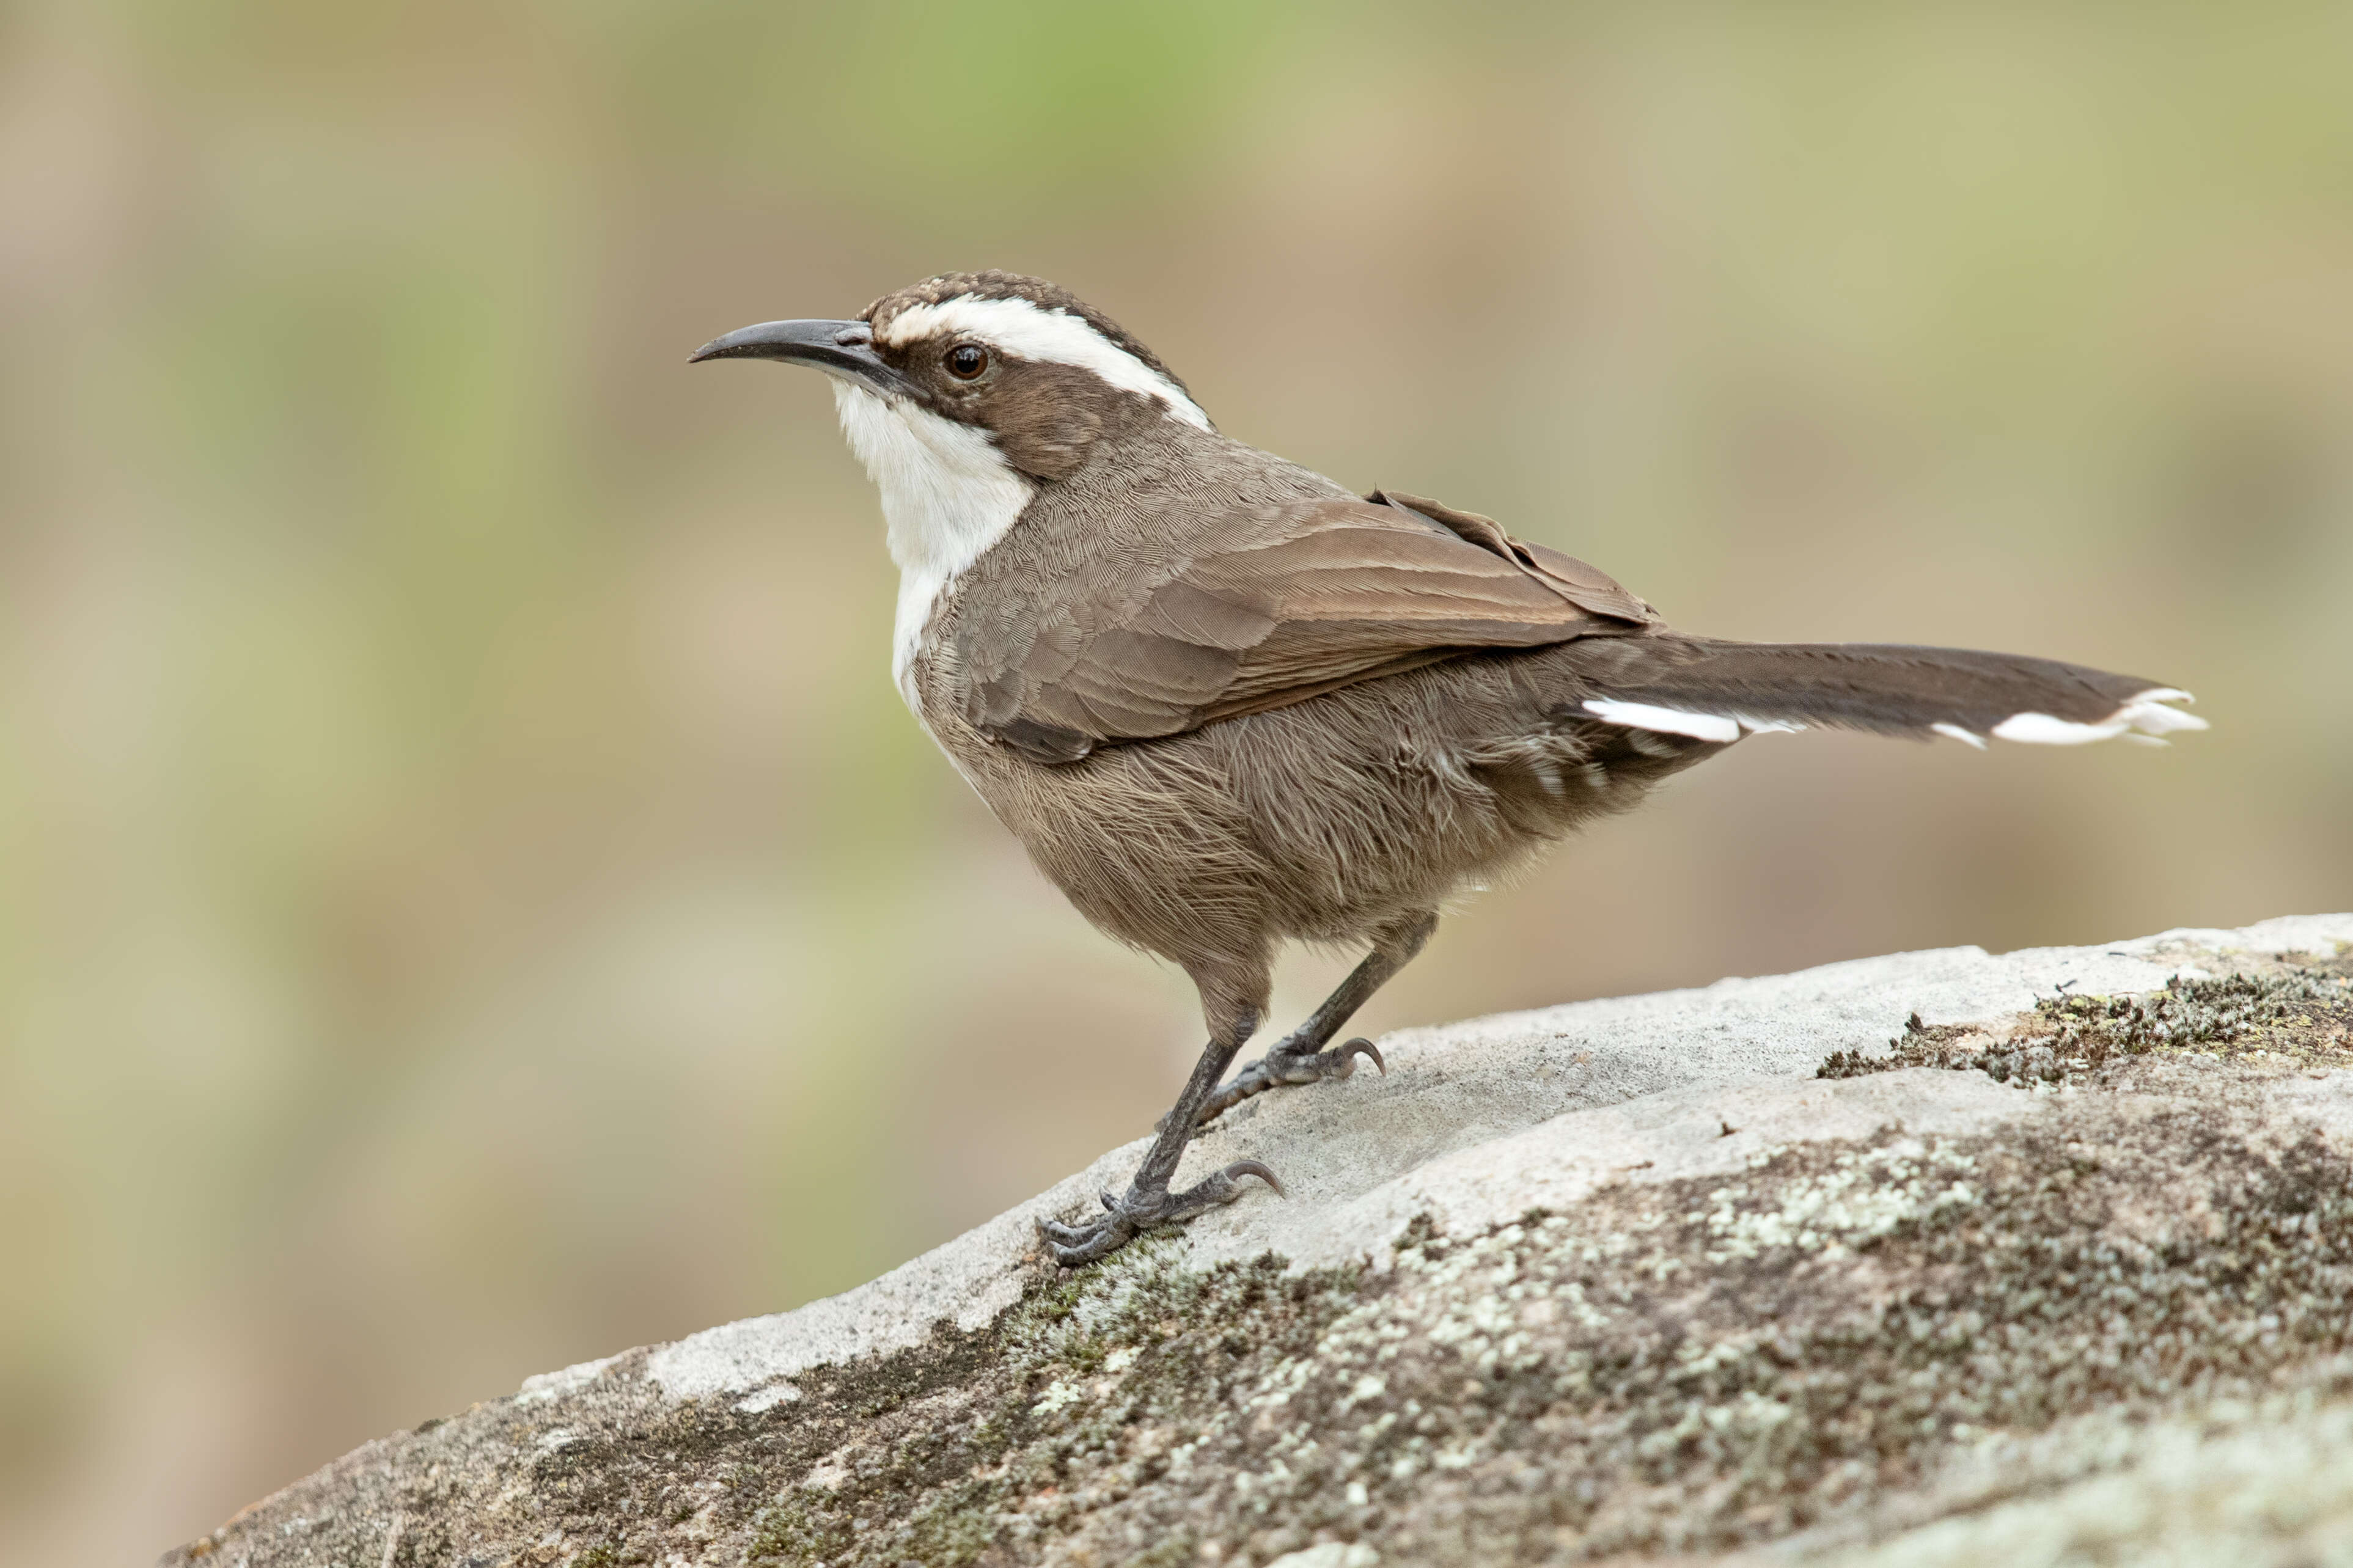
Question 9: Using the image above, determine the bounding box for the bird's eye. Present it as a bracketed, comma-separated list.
[945, 343, 988, 379]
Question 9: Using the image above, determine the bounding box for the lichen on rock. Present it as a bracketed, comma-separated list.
[1818, 947, 2352, 1086]
[160, 915, 2353, 1567]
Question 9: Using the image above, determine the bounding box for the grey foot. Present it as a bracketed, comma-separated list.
[1189, 1037, 1386, 1127]
[1035, 1160, 1284, 1267]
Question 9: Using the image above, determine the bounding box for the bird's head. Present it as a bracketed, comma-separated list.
[691, 271, 1211, 484]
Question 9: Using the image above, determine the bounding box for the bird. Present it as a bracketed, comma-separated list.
[691, 270, 2206, 1266]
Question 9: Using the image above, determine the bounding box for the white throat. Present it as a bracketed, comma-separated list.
[831, 381, 1035, 702]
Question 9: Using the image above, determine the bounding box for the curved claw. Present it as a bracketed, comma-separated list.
[1038, 1159, 1287, 1265]
[1190, 1036, 1392, 1129]
[1035, 1211, 1137, 1267]
[1222, 1159, 1286, 1199]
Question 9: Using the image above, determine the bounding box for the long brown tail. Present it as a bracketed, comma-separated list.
[1562, 637, 2206, 748]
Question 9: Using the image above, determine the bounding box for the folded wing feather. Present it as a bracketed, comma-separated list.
[959, 493, 1656, 763]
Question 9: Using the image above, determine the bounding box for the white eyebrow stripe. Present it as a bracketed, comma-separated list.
[877, 295, 1213, 430]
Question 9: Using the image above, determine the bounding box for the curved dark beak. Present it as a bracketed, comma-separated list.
[688, 318, 909, 395]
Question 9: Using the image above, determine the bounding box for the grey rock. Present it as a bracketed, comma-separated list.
[161, 914, 2353, 1567]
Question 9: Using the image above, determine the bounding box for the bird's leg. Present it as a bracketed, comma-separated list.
[1037, 1003, 1282, 1268]
[1192, 909, 1439, 1127]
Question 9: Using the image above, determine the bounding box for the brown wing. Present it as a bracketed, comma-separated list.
[958, 490, 1657, 764]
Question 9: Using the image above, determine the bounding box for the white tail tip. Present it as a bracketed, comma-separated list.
[1991, 689, 2208, 747]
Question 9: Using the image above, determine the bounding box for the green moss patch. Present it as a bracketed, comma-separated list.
[167, 947, 2353, 1568]
[1819, 950, 2353, 1085]
[710, 1104, 2353, 1564]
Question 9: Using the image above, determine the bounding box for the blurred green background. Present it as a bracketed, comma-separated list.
[3, 1, 2349, 1559]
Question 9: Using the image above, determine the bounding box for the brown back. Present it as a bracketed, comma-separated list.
[939, 416, 1656, 763]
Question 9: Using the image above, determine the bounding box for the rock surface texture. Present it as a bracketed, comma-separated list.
[167, 914, 2353, 1568]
